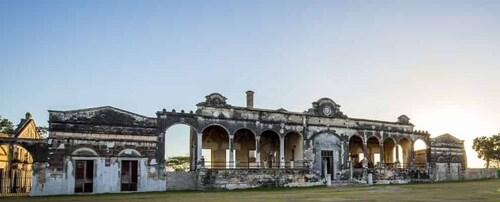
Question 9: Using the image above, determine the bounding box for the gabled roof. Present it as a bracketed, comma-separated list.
[16, 119, 39, 139]
[49, 106, 157, 128]
[48, 106, 153, 119]
[1, 113, 41, 139]
[432, 133, 463, 144]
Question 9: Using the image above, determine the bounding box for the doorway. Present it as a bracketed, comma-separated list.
[121, 160, 138, 191]
[321, 150, 334, 180]
[74, 160, 94, 193]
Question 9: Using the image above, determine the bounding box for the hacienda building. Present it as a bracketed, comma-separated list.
[0, 91, 473, 196]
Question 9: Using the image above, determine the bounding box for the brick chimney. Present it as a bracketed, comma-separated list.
[246, 90, 254, 109]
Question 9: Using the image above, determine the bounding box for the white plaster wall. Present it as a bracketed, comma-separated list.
[139, 159, 166, 192]
[30, 159, 74, 196]
[94, 158, 121, 193]
[435, 163, 447, 181]
[31, 171, 67, 196]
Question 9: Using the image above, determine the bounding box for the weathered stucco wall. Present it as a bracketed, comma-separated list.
[311, 133, 341, 178]
[30, 157, 165, 196]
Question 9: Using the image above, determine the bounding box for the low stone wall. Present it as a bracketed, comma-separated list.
[465, 168, 498, 180]
[350, 167, 432, 184]
[199, 169, 321, 190]
[166, 171, 198, 190]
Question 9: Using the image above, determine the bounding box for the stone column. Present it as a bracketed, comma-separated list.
[379, 142, 385, 168]
[197, 133, 203, 169]
[362, 130, 368, 160]
[279, 137, 285, 168]
[340, 141, 344, 166]
[409, 142, 415, 167]
[395, 143, 400, 166]
[362, 140, 368, 161]
[255, 136, 261, 168]
[229, 135, 234, 168]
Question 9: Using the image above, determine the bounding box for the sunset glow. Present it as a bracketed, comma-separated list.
[2, 1, 499, 169]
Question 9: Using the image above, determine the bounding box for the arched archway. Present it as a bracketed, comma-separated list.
[348, 135, 363, 168]
[383, 138, 396, 166]
[164, 123, 197, 172]
[399, 138, 412, 167]
[0, 144, 9, 171]
[72, 147, 97, 193]
[311, 132, 341, 180]
[72, 147, 99, 157]
[233, 128, 256, 168]
[0, 144, 33, 194]
[259, 130, 280, 168]
[413, 139, 428, 166]
[118, 149, 142, 157]
[285, 132, 303, 168]
[367, 137, 380, 168]
[202, 125, 230, 168]
[118, 148, 141, 192]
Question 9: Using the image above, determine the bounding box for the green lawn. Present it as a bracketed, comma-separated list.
[4, 179, 500, 202]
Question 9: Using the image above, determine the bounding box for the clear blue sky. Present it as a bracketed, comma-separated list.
[1, 0, 499, 167]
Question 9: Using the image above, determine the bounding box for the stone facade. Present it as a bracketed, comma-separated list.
[429, 134, 467, 181]
[1, 91, 482, 196]
[30, 107, 164, 196]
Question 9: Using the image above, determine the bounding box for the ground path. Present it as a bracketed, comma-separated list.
[3, 179, 499, 202]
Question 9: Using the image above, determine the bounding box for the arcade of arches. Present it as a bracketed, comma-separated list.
[349, 135, 428, 169]
[0, 113, 39, 196]
[199, 125, 304, 169]
[0, 144, 33, 195]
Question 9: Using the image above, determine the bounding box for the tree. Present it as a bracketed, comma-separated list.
[165, 156, 190, 172]
[472, 134, 500, 168]
[0, 115, 14, 134]
[37, 126, 49, 138]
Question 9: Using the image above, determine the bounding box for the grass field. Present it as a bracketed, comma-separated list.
[3, 179, 500, 202]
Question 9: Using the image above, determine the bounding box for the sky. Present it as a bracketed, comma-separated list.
[1, 0, 499, 168]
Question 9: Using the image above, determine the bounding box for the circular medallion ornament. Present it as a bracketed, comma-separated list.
[323, 106, 332, 116]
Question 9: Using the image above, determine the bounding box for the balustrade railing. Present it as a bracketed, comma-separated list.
[0, 176, 31, 197]
[200, 160, 310, 170]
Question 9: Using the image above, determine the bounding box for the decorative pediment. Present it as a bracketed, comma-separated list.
[397, 115, 411, 125]
[49, 106, 156, 127]
[14, 113, 40, 139]
[197, 93, 230, 108]
[307, 98, 347, 118]
[432, 133, 463, 144]
[276, 108, 288, 113]
[17, 119, 40, 139]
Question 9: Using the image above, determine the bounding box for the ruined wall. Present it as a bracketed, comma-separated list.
[199, 169, 321, 190]
[465, 168, 498, 180]
[165, 171, 198, 190]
